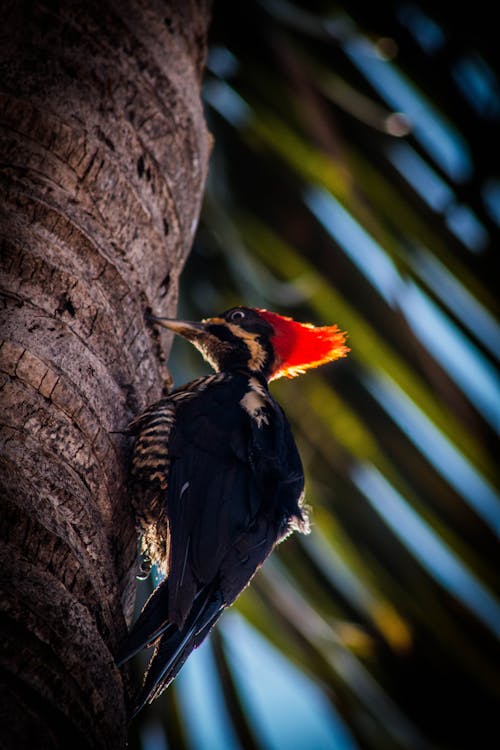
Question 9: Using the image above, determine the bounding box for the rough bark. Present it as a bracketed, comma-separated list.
[0, 1, 212, 748]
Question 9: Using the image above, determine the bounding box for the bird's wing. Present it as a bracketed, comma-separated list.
[165, 376, 307, 626]
[217, 397, 307, 607]
[164, 375, 265, 627]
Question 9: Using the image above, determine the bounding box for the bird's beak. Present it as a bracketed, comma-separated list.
[148, 316, 207, 341]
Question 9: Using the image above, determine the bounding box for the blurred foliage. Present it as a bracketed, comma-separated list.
[131, 2, 500, 749]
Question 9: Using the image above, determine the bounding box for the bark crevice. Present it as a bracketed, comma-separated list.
[0, 1, 212, 747]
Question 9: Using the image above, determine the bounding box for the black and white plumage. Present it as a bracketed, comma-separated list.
[117, 306, 348, 715]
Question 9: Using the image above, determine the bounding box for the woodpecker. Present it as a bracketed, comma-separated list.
[117, 306, 348, 715]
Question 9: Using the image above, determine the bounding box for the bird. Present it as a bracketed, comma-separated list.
[117, 306, 348, 716]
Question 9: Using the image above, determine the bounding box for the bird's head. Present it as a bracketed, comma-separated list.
[151, 306, 349, 381]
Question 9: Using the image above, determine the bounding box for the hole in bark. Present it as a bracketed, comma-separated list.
[146, 168, 152, 182]
[164, 17, 174, 32]
[137, 155, 145, 178]
[96, 127, 115, 151]
[163, 218, 169, 236]
[56, 293, 75, 317]
[159, 273, 171, 299]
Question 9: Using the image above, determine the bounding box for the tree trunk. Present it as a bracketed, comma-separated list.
[0, 2, 212, 748]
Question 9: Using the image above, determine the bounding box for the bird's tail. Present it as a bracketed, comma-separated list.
[116, 580, 223, 718]
[116, 579, 173, 668]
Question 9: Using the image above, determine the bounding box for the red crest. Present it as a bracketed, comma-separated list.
[257, 309, 349, 380]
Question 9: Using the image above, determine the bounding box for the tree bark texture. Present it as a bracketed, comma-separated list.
[0, 2, 212, 748]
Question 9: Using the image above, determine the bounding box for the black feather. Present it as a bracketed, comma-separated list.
[119, 369, 307, 713]
[129, 584, 224, 717]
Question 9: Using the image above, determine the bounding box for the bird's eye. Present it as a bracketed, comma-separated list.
[230, 310, 246, 321]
